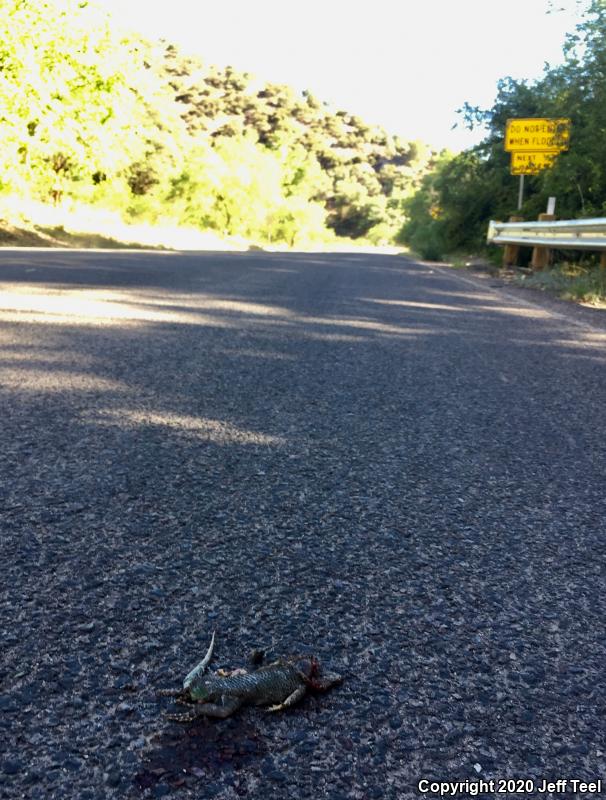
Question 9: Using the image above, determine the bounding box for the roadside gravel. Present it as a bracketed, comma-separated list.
[1, 250, 605, 799]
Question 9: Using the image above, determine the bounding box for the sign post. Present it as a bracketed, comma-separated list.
[517, 174, 524, 211]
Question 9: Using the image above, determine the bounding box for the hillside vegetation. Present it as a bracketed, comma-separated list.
[0, 0, 439, 248]
[400, 0, 606, 262]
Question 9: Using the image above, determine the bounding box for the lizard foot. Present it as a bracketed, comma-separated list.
[266, 686, 307, 712]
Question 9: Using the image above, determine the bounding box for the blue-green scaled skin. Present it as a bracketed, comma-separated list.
[160, 651, 343, 722]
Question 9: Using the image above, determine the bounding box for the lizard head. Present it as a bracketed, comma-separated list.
[292, 655, 321, 681]
[293, 656, 343, 691]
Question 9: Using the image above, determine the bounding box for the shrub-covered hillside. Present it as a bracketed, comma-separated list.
[0, 0, 439, 247]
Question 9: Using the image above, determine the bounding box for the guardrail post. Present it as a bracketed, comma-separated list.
[531, 213, 556, 270]
[503, 216, 523, 267]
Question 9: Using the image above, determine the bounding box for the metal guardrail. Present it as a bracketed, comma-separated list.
[487, 217, 606, 250]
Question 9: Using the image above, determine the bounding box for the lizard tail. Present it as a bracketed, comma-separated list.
[182, 630, 216, 689]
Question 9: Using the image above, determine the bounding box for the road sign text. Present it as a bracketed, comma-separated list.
[505, 118, 570, 152]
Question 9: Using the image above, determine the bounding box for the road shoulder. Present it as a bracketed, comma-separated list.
[422, 258, 606, 334]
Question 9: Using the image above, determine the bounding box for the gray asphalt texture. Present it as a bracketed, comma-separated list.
[1, 250, 605, 800]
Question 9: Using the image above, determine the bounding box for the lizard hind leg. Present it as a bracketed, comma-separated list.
[158, 688, 186, 698]
[166, 709, 206, 723]
[266, 686, 306, 712]
[195, 699, 243, 719]
[167, 698, 243, 722]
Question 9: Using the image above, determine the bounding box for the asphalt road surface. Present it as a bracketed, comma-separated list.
[1, 249, 605, 800]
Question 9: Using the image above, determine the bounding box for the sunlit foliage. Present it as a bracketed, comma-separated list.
[158, 45, 437, 241]
[0, 0, 185, 202]
[0, 0, 434, 245]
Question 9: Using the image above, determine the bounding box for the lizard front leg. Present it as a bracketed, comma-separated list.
[266, 686, 306, 712]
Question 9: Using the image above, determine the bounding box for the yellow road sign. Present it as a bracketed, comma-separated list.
[505, 118, 570, 152]
[510, 151, 558, 175]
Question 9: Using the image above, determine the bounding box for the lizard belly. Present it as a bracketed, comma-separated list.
[250, 672, 303, 706]
[194, 666, 304, 707]
[216, 668, 302, 706]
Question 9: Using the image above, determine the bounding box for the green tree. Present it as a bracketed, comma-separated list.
[400, 1, 606, 256]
